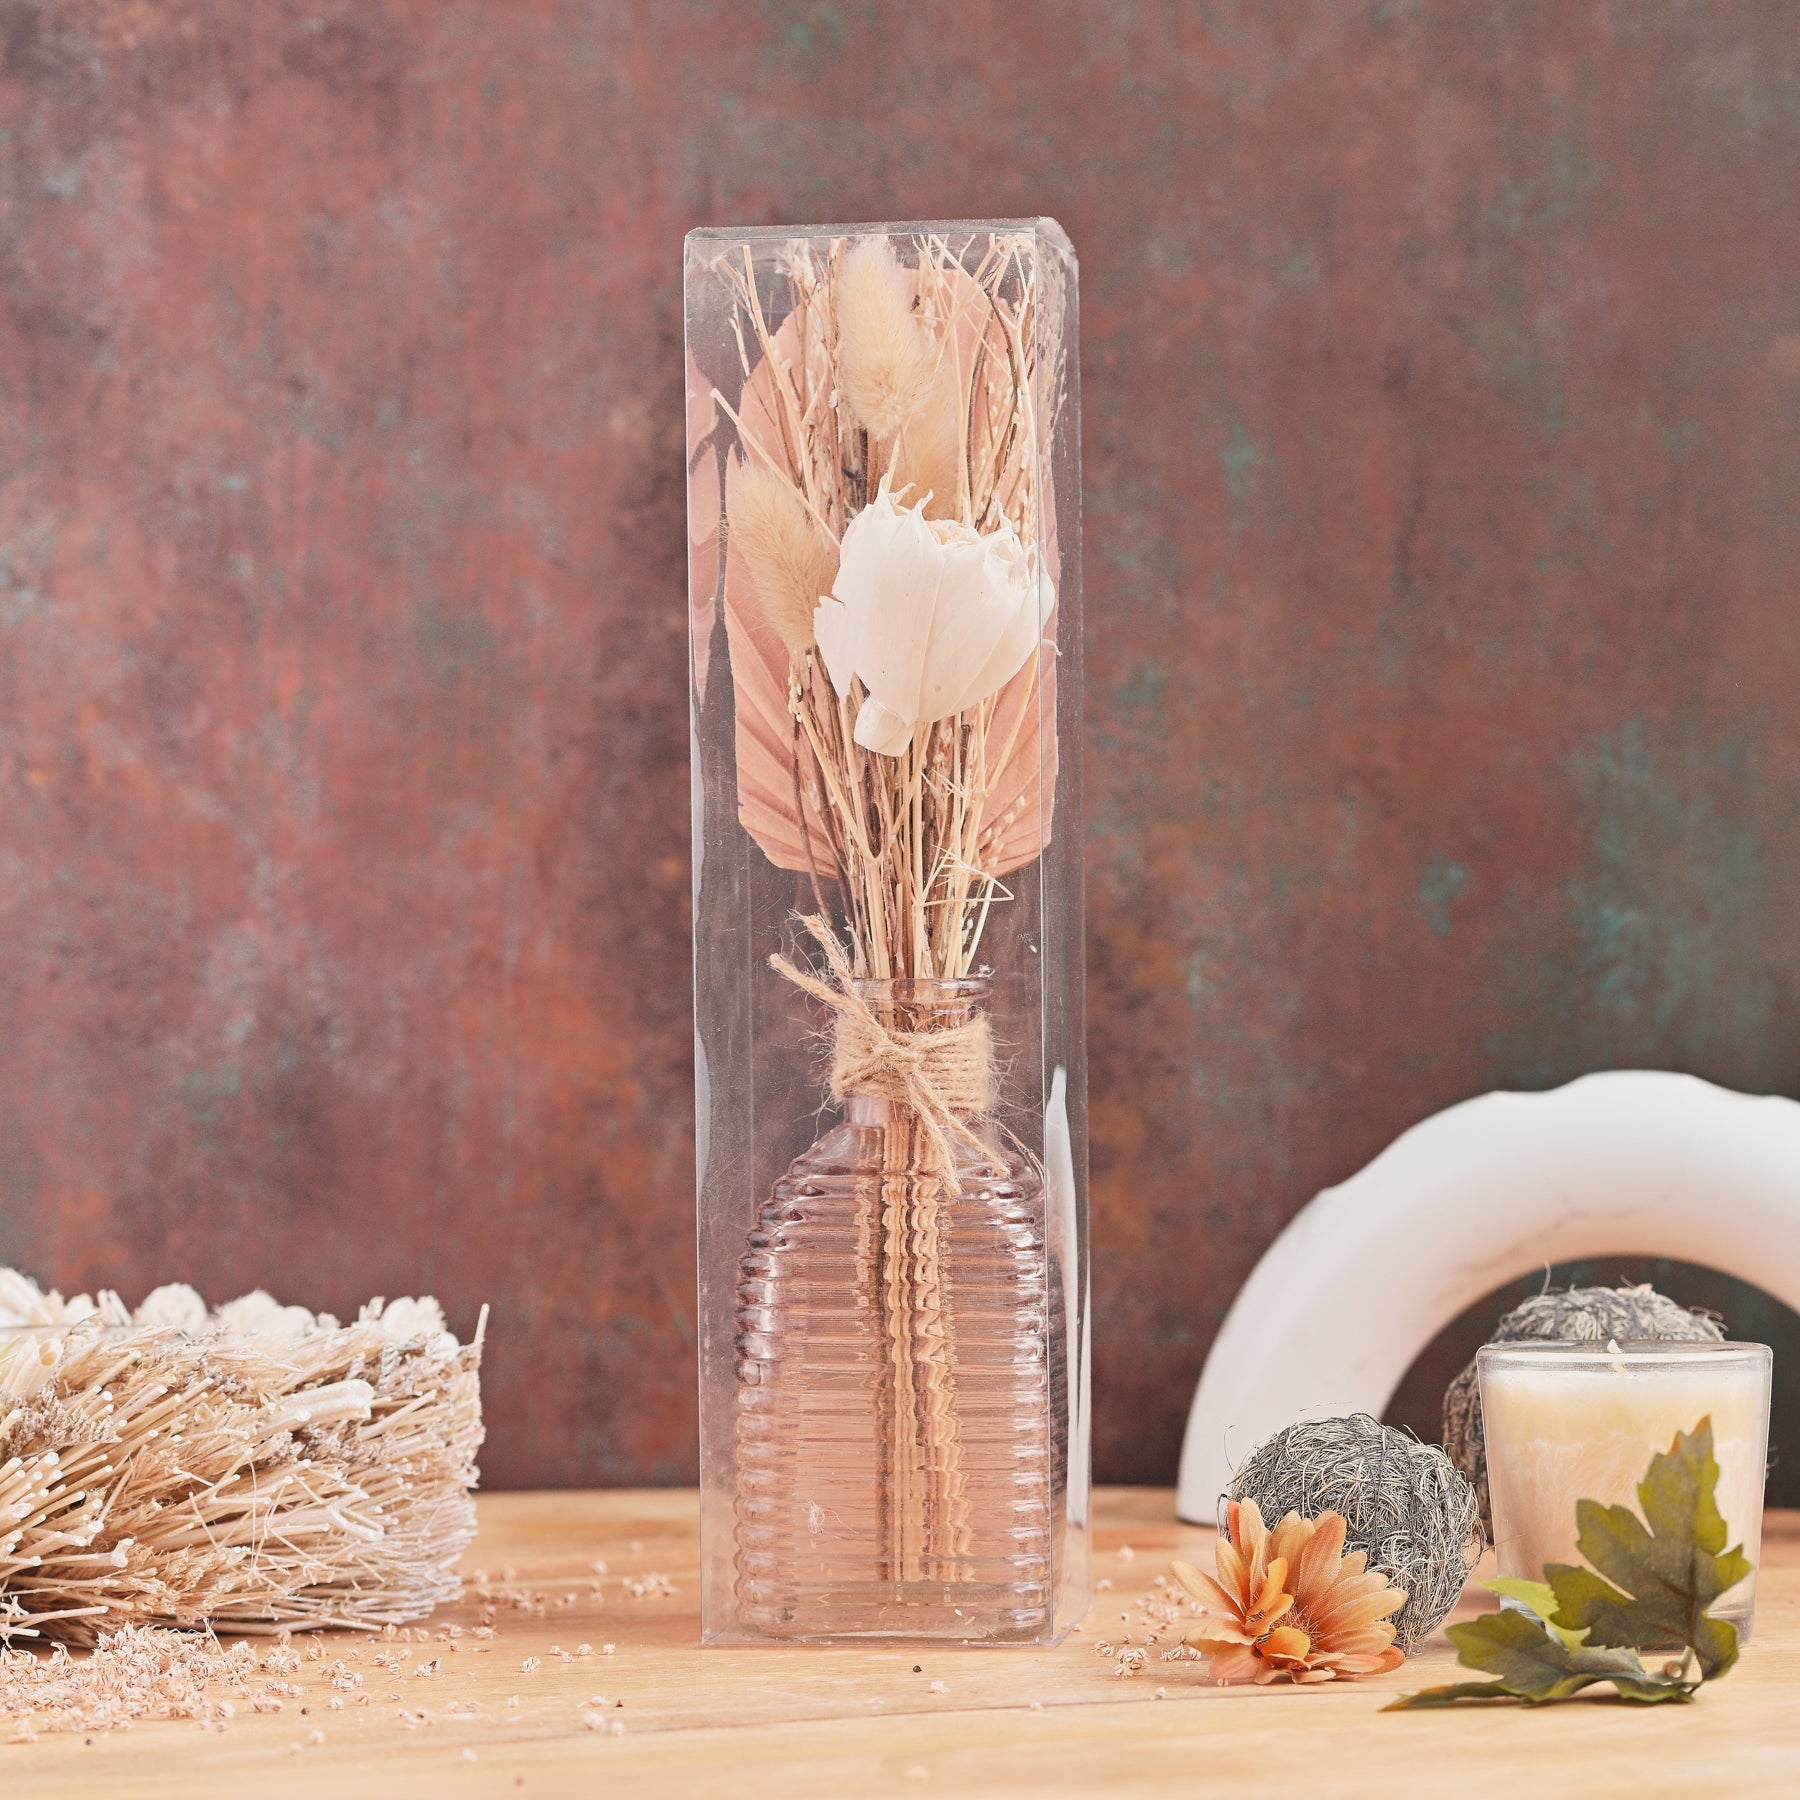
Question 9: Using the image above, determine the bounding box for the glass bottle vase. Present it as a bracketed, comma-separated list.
[734, 980, 1059, 1640]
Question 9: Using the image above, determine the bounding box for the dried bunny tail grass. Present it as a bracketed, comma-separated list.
[838, 236, 935, 439]
[889, 360, 964, 523]
[0, 1275, 486, 1646]
[726, 452, 837, 650]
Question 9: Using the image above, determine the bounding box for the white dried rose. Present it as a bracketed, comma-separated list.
[212, 1289, 318, 1342]
[813, 484, 1047, 756]
[135, 1282, 209, 1332]
[362, 1294, 456, 1352]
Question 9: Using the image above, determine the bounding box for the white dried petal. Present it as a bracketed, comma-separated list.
[814, 484, 1046, 756]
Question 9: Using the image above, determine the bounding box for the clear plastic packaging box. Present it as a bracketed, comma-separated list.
[686, 220, 1087, 1644]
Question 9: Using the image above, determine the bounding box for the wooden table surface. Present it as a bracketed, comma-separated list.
[10, 1488, 1799, 1796]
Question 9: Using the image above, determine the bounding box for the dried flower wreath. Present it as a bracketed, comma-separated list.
[0, 1270, 484, 1643]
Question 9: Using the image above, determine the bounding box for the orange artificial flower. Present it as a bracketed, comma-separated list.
[1170, 1498, 1408, 1685]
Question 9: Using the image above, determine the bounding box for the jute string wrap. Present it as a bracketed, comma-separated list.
[769, 915, 995, 1194]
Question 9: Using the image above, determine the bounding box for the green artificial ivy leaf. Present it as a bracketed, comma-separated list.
[1545, 1416, 1750, 1681]
[1485, 1577, 1589, 1649]
[1383, 1680, 1521, 1709]
[1386, 1608, 1695, 1710]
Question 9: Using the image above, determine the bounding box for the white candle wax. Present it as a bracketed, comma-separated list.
[1479, 1342, 1771, 1636]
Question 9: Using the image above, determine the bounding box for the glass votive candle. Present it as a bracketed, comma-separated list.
[1478, 1340, 1772, 1642]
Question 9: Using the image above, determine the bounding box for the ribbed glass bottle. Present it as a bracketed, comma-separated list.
[733, 978, 1055, 1642]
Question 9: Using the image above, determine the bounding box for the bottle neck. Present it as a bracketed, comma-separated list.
[838, 976, 993, 1124]
[846, 975, 990, 1035]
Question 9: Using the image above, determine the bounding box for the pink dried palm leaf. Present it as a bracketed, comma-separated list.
[724, 519, 834, 873]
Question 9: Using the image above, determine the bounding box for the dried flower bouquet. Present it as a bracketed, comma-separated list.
[714, 230, 1062, 977]
[688, 221, 1084, 1644]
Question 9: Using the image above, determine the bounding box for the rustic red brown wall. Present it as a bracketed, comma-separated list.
[1, 2, 1796, 1491]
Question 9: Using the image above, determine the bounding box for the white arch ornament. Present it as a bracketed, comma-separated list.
[1178, 1071, 1800, 1522]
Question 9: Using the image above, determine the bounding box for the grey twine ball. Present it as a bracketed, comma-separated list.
[1228, 1414, 1483, 1653]
[1442, 1283, 1726, 1534]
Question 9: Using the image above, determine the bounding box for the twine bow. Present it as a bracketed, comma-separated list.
[770, 916, 994, 1193]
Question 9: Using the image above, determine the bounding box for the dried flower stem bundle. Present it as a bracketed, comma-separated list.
[0, 1273, 484, 1644]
